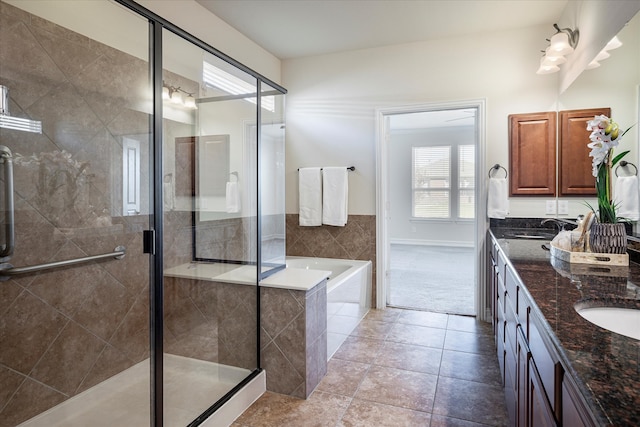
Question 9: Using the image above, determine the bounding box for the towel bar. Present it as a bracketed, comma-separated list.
[297, 166, 355, 171]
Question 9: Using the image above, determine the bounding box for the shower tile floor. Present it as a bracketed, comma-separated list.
[18, 355, 249, 427]
[389, 244, 475, 315]
[235, 308, 508, 426]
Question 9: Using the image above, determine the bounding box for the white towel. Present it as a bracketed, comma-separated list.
[322, 167, 348, 226]
[299, 168, 322, 226]
[487, 177, 509, 219]
[163, 182, 174, 211]
[614, 175, 640, 221]
[226, 181, 240, 213]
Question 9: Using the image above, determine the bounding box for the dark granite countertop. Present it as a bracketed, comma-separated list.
[489, 225, 640, 426]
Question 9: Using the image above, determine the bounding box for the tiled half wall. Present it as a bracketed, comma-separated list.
[286, 214, 377, 306]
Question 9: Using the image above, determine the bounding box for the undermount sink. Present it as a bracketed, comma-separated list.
[575, 302, 640, 340]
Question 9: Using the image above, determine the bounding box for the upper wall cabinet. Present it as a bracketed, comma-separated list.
[558, 108, 610, 196]
[508, 112, 557, 196]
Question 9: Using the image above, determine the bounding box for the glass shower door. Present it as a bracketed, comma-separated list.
[160, 30, 259, 426]
[0, 1, 153, 426]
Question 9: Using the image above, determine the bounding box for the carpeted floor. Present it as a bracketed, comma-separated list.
[389, 244, 475, 315]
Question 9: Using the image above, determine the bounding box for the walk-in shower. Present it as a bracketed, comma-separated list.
[0, 1, 286, 426]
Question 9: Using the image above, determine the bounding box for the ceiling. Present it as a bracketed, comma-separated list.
[196, 0, 568, 60]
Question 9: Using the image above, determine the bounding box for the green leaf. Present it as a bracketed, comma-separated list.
[611, 150, 630, 167]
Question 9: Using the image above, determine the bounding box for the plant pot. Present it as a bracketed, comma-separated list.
[589, 223, 627, 254]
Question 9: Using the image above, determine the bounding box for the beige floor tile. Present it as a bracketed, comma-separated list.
[443, 329, 495, 355]
[354, 365, 437, 412]
[316, 358, 370, 397]
[332, 335, 385, 364]
[429, 413, 492, 426]
[432, 376, 508, 426]
[236, 391, 351, 427]
[387, 322, 447, 348]
[337, 398, 431, 427]
[349, 318, 395, 340]
[363, 308, 403, 323]
[438, 349, 502, 386]
[398, 310, 449, 329]
[374, 341, 442, 375]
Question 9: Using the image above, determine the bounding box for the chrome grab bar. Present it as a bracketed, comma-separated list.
[0, 246, 126, 280]
[0, 145, 14, 259]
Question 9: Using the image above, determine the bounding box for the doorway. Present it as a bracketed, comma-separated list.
[376, 101, 486, 317]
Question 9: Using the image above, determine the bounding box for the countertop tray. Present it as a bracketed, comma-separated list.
[549, 241, 629, 266]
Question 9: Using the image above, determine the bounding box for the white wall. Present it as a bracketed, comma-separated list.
[138, 0, 281, 85]
[283, 25, 558, 217]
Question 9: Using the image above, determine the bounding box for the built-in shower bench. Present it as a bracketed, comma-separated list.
[164, 262, 329, 399]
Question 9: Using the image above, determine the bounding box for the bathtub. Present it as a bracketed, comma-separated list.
[286, 256, 372, 359]
[286, 256, 372, 297]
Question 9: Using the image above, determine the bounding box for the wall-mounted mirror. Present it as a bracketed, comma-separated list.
[557, 10, 640, 219]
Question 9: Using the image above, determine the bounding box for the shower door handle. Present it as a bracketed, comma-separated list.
[0, 145, 14, 259]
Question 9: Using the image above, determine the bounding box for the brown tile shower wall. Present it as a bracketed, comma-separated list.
[286, 214, 377, 305]
[0, 3, 150, 425]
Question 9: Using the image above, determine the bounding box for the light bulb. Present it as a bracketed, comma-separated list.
[184, 95, 197, 109]
[536, 57, 559, 74]
[549, 32, 574, 56]
[594, 50, 610, 61]
[586, 61, 600, 70]
[542, 49, 566, 66]
[605, 36, 622, 51]
[170, 91, 183, 105]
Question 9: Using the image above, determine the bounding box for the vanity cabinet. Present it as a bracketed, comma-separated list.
[558, 108, 610, 196]
[508, 112, 557, 197]
[488, 232, 597, 427]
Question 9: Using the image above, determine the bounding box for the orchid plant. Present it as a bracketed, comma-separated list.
[587, 115, 633, 223]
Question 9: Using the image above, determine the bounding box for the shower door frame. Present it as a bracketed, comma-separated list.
[113, 1, 287, 425]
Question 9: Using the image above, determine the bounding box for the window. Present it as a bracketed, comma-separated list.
[412, 144, 475, 219]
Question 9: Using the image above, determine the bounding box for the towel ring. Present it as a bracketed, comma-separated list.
[615, 161, 637, 177]
[488, 164, 508, 179]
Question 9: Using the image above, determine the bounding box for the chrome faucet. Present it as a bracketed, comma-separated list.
[541, 218, 577, 231]
[541, 218, 565, 231]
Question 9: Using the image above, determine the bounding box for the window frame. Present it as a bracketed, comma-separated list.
[411, 142, 475, 221]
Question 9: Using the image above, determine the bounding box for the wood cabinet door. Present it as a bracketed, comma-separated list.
[529, 360, 557, 427]
[558, 108, 611, 196]
[509, 112, 557, 196]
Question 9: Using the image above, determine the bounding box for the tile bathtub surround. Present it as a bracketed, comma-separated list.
[234, 308, 509, 427]
[286, 214, 376, 305]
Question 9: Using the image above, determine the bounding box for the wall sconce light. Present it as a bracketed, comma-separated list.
[162, 82, 197, 109]
[586, 35, 623, 71]
[536, 24, 579, 75]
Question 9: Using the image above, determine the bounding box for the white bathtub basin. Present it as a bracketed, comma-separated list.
[575, 306, 640, 340]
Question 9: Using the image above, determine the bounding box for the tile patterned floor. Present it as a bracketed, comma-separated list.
[234, 308, 508, 427]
